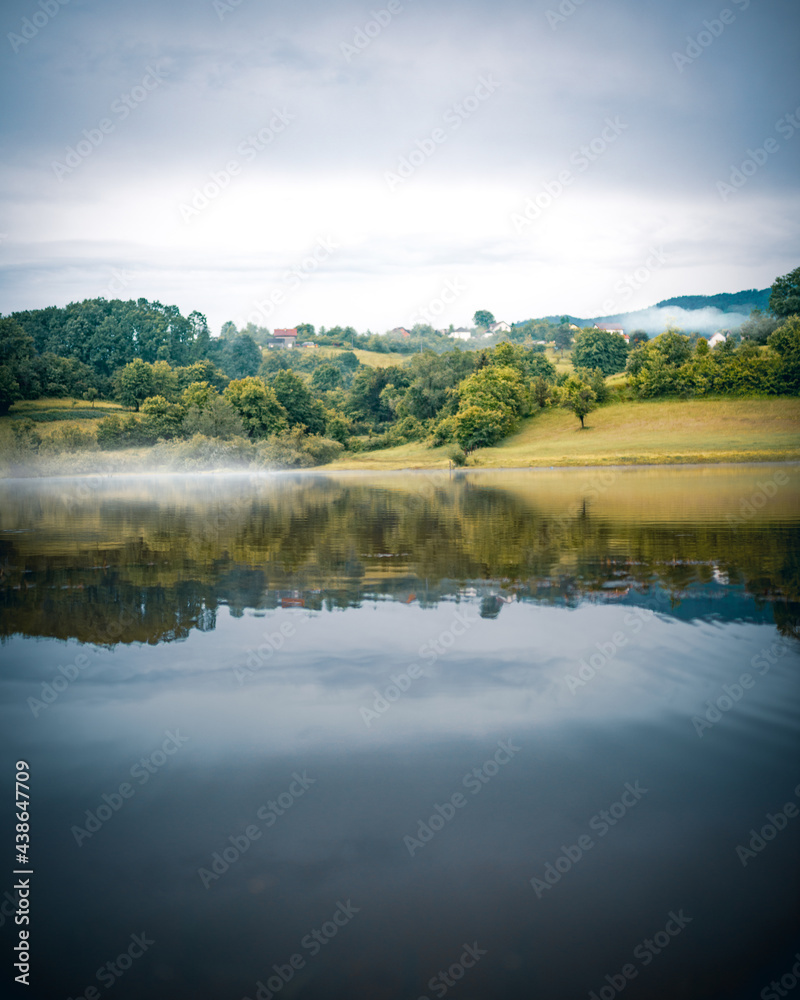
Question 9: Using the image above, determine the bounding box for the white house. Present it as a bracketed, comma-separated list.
[708, 332, 727, 349]
[594, 323, 629, 344]
[489, 320, 511, 334]
[449, 328, 472, 341]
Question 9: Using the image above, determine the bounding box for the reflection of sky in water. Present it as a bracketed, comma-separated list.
[0, 471, 798, 999]
[2, 599, 798, 999]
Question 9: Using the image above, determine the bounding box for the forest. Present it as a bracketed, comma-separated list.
[0, 267, 798, 467]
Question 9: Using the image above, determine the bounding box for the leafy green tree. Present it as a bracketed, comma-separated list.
[575, 367, 609, 404]
[651, 329, 692, 366]
[223, 334, 262, 379]
[0, 365, 21, 415]
[473, 310, 495, 329]
[346, 365, 409, 424]
[768, 316, 800, 393]
[458, 364, 529, 418]
[181, 381, 215, 411]
[454, 404, 510, 451]
[296, 323, 315, 338]
[560, 375, 597, 428]
[310, 364, 342, 391]
[140, 395, 185, 441]
[531, 376, 552, 408]
[223, 377, 287, 438]
[629, 330, 649, 347]
[150, 360, 179, 400]
[739, 308, 780, 345]
[572, 328, 628, 376]
[175, 360, 228, 392]
[83, 387, 98, 408]
[269, 369, 326, 434]
[553, 324, 573, 353]
[182, 395, 245, 438]
[115, 359, 154, 411]
[769, 266, 800, 318]
[338, 350, 360, 371]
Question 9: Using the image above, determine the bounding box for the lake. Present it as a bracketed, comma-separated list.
[1, 465, 798, 1000]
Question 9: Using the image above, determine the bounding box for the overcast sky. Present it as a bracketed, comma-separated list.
[0, 0, 798, 334]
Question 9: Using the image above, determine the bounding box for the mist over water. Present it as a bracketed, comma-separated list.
[1, 467, 798, 999]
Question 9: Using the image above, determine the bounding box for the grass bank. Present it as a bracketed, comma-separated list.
[328, 397, 800, 470]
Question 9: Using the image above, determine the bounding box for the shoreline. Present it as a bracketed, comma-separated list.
[2, 456, 800, 483]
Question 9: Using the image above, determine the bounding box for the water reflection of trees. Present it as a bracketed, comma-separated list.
[0, 476, 797, 644]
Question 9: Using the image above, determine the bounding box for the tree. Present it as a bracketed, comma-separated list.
[458, 364, 529, 419]
[0, 365, 21, 415]
[181, 381, 215, 411]
[561, 375, 597, 428]
[310, 364, 342, 391]
[115, 359, 154, 411]
[768, 316, 800, 394]
[140, 395, 184, 441]
[473, 310, 495, 329]
[651, 329, 692, 366]
[553, 324, 573, 353]
[83, 388, 98, 408]
[296, 323, 315, 337]
[269, 369, 326, 434]
[454, 405, 510, 451]
[182, 395, 245, 439]
[572, 328, 628, 376]
[223, 334, 262, 379]
[629, 330, 649, 347]
[223, 377, 287, 438]
[769, 266, 800, 318]
[739, 308, 780, 345]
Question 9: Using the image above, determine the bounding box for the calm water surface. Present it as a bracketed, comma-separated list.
[0, 466, 798, 1000]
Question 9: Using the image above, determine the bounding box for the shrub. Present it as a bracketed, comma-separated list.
[446, 443, 466, 466]
[41, 425, 97, 452]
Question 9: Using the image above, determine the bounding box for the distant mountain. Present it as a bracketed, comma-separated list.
[653, 288, 770, 313]
[539, 287, 772, 336]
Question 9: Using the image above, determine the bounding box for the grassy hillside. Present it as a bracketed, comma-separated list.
[328, 397, 800, 469]
[0, 398, 125, 444]
[311, 346, 411, 368]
